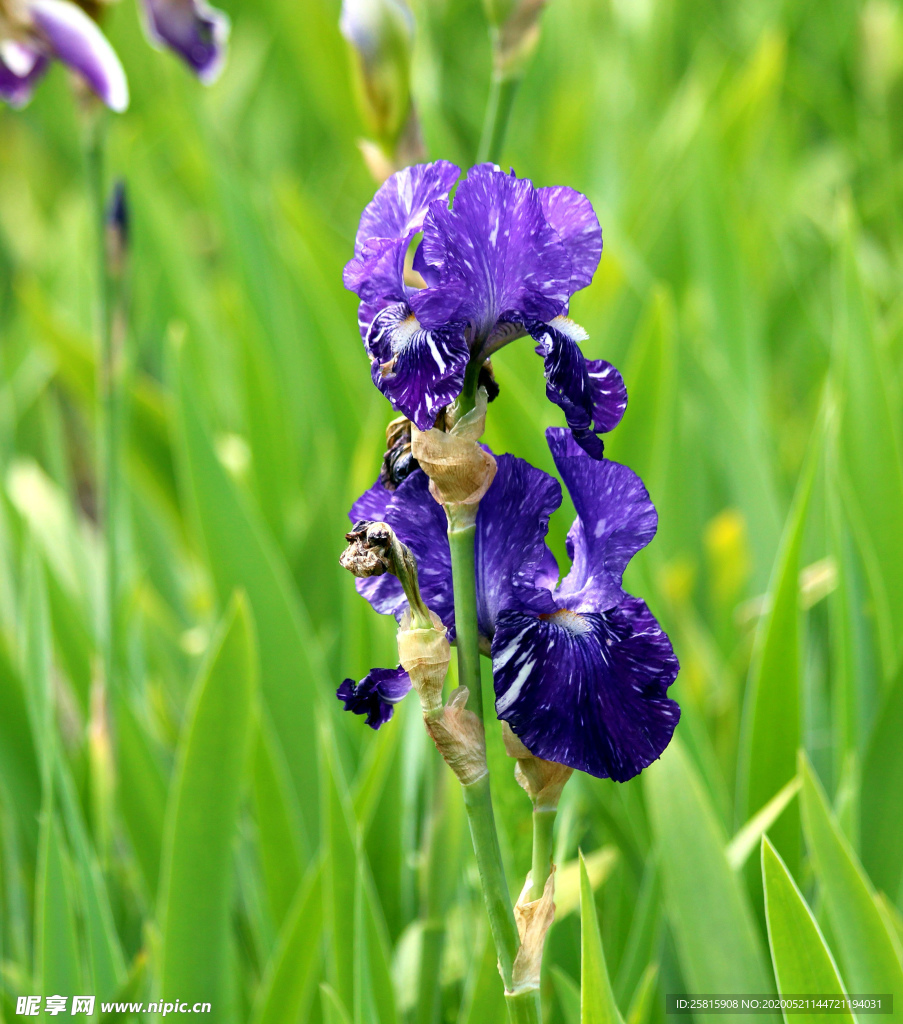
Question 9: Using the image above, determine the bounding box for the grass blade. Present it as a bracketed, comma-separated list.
[580, 850, 625, 1024]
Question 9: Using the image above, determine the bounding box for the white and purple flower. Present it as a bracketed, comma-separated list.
[339, 428, 680, 781]
[0, 0, 228, 109]
[0, 0, 128, 110]
[344, 160, 625, 458]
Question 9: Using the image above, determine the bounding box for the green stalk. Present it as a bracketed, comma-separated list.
[476, 23, 524, 165]
[448, 526, 484, 720]
[85, 113, 119, 694]
[530, 809, 556, 901]
[461, 775, 519, 987]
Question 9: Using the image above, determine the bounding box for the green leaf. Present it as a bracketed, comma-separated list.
[798, 754, 903, 994]
[626, 964, 659, 1024]
[835, 221, 903, 673]
[552, 966, 581, 1024]
[762, 838, 855, 1023]
[727, 777, 802, 871]
[737, 430, 817, 873]
[158, 594, 258, 1012]
[173, 336, 323, 839]
[459, 926, 508, 1024]
[580, 850, 625, 1024]
[645, 740, 778, 1019]
[35, 814, 82, 997]
[250, 859, 324, 1024]
[860, 663, 903, 903]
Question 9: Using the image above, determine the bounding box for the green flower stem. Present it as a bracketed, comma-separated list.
[85, 111, 121, 694]
[505, 988, 542, 1024]
[477, 68, 521, 165]
[448, 524, 484, 720]
[530, 808, 556, 901]
[461, 774, 520, 989]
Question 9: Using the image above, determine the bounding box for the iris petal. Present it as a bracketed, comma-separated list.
[29, 0, 128, 111]
[139, 0, 229, 83]
[538, 185, 602, 293]
[366, 302, 469, 430]
[547, 428, 657, 610]
[0, 47, 48, 107]
[492, 598, 679, 781]
[337, 666, 412, 729]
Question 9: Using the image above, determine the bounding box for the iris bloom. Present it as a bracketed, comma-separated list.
[0, 0, 128, 109]
[343, 161, 626, 457]
[0, 0, 227, 109]
[338, 428, 680, 781]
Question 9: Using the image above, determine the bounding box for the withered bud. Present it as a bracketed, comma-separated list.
[478, 360, 500, 403]
[105, 179, 129, 278]
[340, 519, 432, 628]
[502, 723, 573, 811]
[423, 687, 488, 786]
[509, 866, 556, 996]
[380, 415, 419, 490]
[410, 388, 497, 528]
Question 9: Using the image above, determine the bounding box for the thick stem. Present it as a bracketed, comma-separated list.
[505, 989, 542, 1024]
[530, 809, 556, 901]
[461, 774, 519, 990]
[447, 525, 483, 719]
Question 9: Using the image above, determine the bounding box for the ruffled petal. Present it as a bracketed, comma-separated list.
[413, 164, 572, 339]
[547, 428, 657, 610]
[538, 185, 602, 293]
[138, 0, 229, 83]
[492, 598, 680, 781]
[29, 0, 128, 111]
[530, 317, 627, 460]
[366, 302, 469, 430]
[337, 665, 412, 729]
[354, 160, 461, 253]
[0, 45, 48, 107]
[475, 453, 560, 633]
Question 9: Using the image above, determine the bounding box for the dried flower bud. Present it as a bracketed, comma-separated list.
[509, 866, 555, 995]
[423, 686, 488, 786]
[495, 0, 547, 79]
[380, 415, 419, 490]
[502, 723, 573, 811]
[410, 388, 497, 528]
[340, 519, 433, 627]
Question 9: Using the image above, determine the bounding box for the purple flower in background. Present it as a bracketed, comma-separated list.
[340, 428, 679, 781]
[0, 0, 128, 110]
[138, 0, 229, 83]
[344, 161, 624, 456]
[337, 666, 412, 729]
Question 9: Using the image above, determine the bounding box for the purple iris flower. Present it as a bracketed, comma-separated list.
[340, 428, 680, 781]
[344, 162, 626, 457]
[0, 0, 128, 110]
[138, 0, 229, 84]
[337, 666, 412, 729]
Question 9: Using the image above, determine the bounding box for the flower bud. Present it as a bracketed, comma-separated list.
[509, 866, 555, 995]
[502, 723, 573, 811]
[422, 686, 488, 786]
[340, 0, 414, 156]
[380, 415, 419, 490]
[410, 388, 497, 528]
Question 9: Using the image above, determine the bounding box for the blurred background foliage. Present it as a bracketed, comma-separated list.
[1, 0, 903, 1020]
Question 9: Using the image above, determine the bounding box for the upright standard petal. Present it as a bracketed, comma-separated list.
[354, 160, 461, 253]
[531, 317, 627, 460]
[139, 0, 230, 84]
[413, 164, 572, 339]
[547, 428, 657, 610]
[366, 302, 469, 430]
[492, 598, 680, 781]
[337, 665, 413, 729]
[475, 453, 560, 634]
[0, 45, 48, 107]
[29, 0, 128, 110]
[537, 185, 602, 293]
